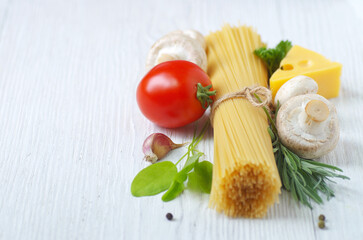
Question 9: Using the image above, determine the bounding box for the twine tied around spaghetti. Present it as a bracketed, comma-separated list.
[209, 86, 272, 127]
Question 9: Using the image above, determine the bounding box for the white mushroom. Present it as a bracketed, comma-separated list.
[276, 94, 339, 159]
[166, 29, 206, 50]
[146, 31, 207, 72]
[274, 75, 318, 107]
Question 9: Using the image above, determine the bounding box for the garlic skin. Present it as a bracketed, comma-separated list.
[142, 133, 184, 163]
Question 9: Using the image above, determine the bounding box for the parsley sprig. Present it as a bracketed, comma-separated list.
[254, 40, 292, 77]
[256, 95, 349, 207]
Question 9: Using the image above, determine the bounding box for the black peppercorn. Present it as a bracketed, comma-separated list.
[166, 213, 173, 221]
[318, 221, 325, 229]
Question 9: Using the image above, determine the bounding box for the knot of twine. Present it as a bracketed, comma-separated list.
[209, 86, 272, 127]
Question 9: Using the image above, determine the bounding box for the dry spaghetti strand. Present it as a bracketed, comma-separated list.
[206, 25, 281, 218]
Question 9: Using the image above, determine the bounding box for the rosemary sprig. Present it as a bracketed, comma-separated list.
[256, 95, 349, 208]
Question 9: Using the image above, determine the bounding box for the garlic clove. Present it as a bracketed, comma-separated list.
[142, 133, 184, 163]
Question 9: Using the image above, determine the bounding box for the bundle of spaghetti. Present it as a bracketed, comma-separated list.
[206, 25, 281, 218]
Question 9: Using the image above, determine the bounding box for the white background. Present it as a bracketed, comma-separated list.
[0, 0, 362, 239]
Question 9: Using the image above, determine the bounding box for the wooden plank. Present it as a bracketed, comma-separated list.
[0, 0, 361, 239]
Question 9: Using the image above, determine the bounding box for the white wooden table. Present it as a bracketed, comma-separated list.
[0, 0, 362, 239]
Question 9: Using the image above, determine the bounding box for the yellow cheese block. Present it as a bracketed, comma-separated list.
[270, 45, 342, 99]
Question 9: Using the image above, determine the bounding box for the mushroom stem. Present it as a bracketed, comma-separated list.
[305, 100, 330, 122]
[298, 100, 330, 135]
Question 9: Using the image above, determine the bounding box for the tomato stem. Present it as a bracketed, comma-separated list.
[196, 83, 216, 109]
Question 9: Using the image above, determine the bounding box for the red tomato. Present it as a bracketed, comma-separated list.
[137, 60, 214, 128]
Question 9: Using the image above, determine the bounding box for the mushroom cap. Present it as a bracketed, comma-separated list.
[274, 75, 318, 107]
[276, 94, 339, 159]
[146, 33, 207, 72]
[167, 29, 206, 50]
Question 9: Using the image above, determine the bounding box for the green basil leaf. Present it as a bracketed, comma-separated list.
[194, 161, 213, 193]
[131, 161, 177, 197]
[174, 152, 203, 184]
[161, 181, 185, 202]
[187, 171, 203, 192]
[174, 170, 188, 183]
[183, 152, 203, 172]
